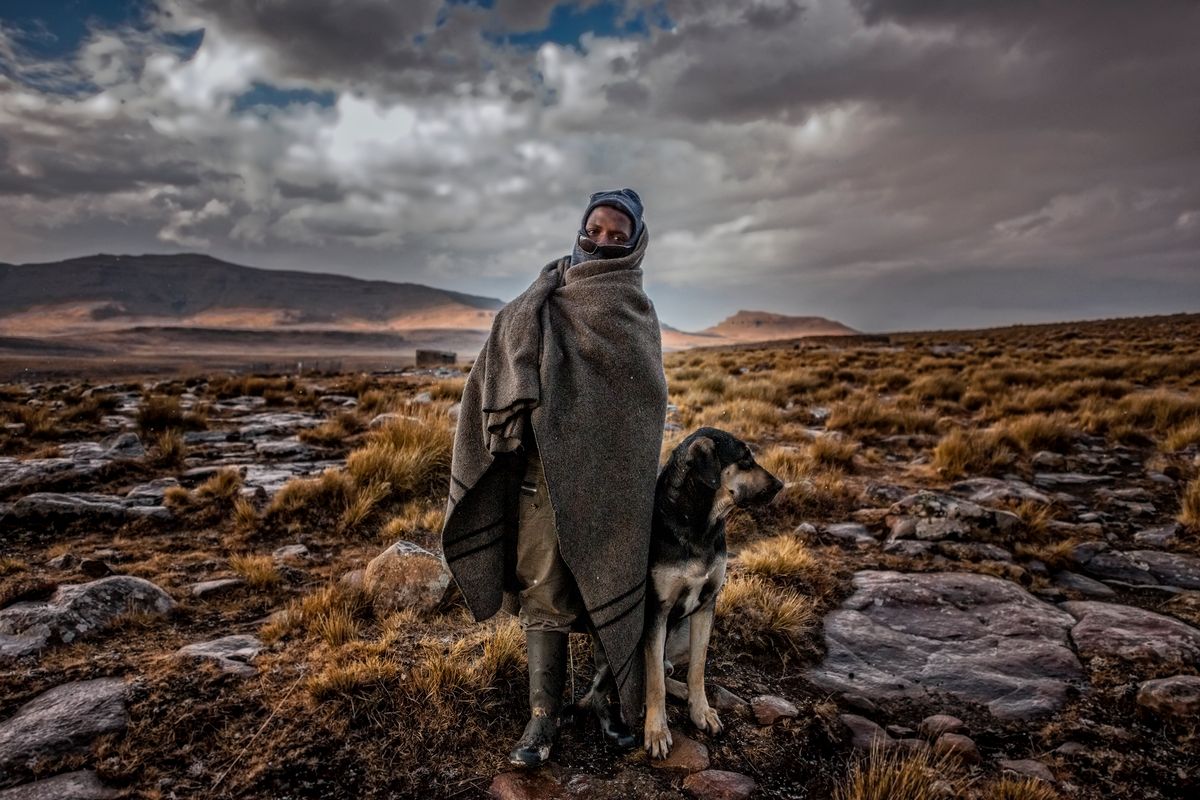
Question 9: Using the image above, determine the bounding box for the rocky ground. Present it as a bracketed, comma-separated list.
[1, 314, 1199, 799]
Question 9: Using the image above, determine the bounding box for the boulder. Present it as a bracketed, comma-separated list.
[1135, 675, 1200, 722]
[363, 541, 452, 615]
[8, 492, 170, 523]
[0, 678, 126, 778]
[0, 576, 175, 660]
[808, 571, 1082, 720]
[1061, 601, 1200, 666]
[190, 578, 245, 599]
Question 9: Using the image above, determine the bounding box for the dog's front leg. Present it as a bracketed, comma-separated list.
[642, 614, 672, 758]
[686, 599, 722, 735]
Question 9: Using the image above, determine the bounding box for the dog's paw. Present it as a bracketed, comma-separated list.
[643, 721, 673, 759]
[689, 703, 723, 735]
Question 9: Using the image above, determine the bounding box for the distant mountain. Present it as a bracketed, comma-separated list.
[0, 253, 502, 335]
[0, 254, 858, 361]
[702, 310, 859, 340]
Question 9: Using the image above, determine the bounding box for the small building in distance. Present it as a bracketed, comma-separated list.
[415, 349, 457, 367]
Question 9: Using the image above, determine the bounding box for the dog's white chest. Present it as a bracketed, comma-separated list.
[652, 560, 718, 617]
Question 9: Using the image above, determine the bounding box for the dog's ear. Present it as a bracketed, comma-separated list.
[686, 435, 721, 490]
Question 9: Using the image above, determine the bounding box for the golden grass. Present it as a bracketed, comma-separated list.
[737, 535, 820, 581]
[232, 496, 259, 532]
[136, 394, 185, 433]
[770, 471, 861, 520]
[148, 428, 186, 468]
[833, 744, 957, 800]
[345, 413, 453, 499]
[195, 467, 244, 503]
[979, 777, 1061, 800]
[715, 572, 818, 652]
[1180, 477, 1200, 530]
[261, 580, 374, 646]
[826, 395, 937, 437]
[228, 553, 282, 591]
[0, 556, 27, 576]
[931, 428, 1014, 479]
[380, 501, 446, 546]
[998, 412, 1077, 453]
[299, 410, 365, 446]
[1164, 419, 1200, 451]
[688, 399, 781, 439]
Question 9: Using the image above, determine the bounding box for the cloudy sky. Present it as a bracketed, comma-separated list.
[1, 0, 1198, 332]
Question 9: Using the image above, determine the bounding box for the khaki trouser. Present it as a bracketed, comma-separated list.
[515, 441, 587, 632]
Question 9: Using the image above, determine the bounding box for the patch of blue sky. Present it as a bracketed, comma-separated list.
[0, 0, 153, 59]
[232, 82, 338, 114]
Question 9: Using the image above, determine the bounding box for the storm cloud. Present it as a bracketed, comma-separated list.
[0, 0, 1196, 331]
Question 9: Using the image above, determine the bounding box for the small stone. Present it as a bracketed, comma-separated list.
[840, 693, 878, 714]
[933, 732, 981, 764]
[825, 522, 875, 546]
[0, 769, 119, 799]
[1054, 741, 1087, 756]
[751, 695, 798, 725]
[487, 770, 564, 800]
[710, 685, 750, 714]
[999, 758, 1056, 783]
[1133, 524, 1180, 549]
[1136, 675, 1200, 722]
[45, 553, 78, 570]
[887, 725, 915, 738]
[1031, 451, 1066, 470]
[682, 769, 756, 800]
[78, 559, 113, 579]
[839, 714, 894, 750]
[175, 634, 264, 677]
[1053, 571, 1116, 599]
[272, 543, 310, 562]
[793, 522, 817, 536]
[190, 577, 245, 599]
[918, 714, 966, 739]
[650, 732, 710, 773]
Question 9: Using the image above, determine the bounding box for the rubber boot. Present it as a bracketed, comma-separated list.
[508, 630, 568, 767]
[586, 631, 638, 749]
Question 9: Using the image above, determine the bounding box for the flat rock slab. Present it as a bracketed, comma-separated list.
[8, 492, 170, 522]
[0, 678, 127, 778]
[0, 576, 175, 661]
[808, 571, 1082, 720]
[0, 769, 120, 799]
[948, 477, 1052, 506]
[1062, 601, 1200, 666]
[1124, 550, 1200, 590]
[175, 634, 263, 676]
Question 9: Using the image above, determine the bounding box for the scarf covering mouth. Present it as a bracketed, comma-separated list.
[440, 226, 667, 723]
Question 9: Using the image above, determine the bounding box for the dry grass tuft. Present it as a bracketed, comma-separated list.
[345, 414, 453, 499]
[228, 553, 282, 591]
[979, 777, 1061, 800]
[833, 744, 958, 800]
[261, 580, 374, 646]
[0, 556, 27, 576]
[931, 428, 1014, 479]
[196, 467, 244, 503]
[299, 411, 365, 446]
[715, 572, 818, 652]
[827, 395, 937, 437]
[148, 428, 187, 468]
[1179, 477, 1200, 531]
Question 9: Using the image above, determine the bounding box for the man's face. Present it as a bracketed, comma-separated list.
[584, 205, 634, 246]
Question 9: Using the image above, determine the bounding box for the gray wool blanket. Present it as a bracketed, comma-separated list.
[440, 227, 668, 723]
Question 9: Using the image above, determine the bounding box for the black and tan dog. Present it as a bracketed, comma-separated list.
[639, 426, 784, 757]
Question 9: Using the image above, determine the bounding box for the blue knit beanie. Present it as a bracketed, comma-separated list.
[580, 188, 644, 243]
